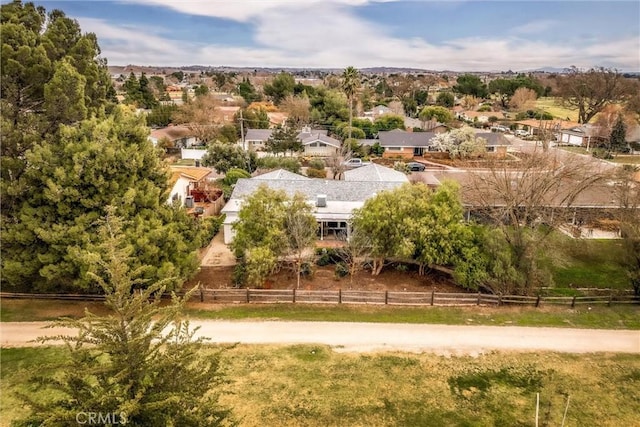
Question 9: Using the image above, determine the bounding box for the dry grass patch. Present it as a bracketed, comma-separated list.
[2, 346, 639, 426]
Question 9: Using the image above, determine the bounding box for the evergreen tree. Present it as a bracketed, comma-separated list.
[16, 210, 234, 426]
[1, 107, 203, 292]
[1, 0, 115, 215]
[610, 114, 627, 153]
[265, 124, 302, 156]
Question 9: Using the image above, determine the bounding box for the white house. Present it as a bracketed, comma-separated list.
[167, 166, 213, 207]
[220, 165, 408, 244]
[240, 126, 342, 156]
[149, 125, 198, 148]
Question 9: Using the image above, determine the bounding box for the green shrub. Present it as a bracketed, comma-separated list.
[306, 168, 327, 178]
[257, 157, 301, 173]
[334, 262, 349, 278]
[309, 159, 325, 170]
[232, 262, 247, 287]
[199, 215, 225, 245]
[316, 248, 341, 266]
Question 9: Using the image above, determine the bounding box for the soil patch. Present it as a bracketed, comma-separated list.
[186, 264, 465, 293]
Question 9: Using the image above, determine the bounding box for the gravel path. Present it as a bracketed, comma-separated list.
[2, 321, 638, 354]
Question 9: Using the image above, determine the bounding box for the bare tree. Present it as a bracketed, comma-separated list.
[509, 87, 537, 112]
[612, 167, 640, 294]
[557, 66, 629, 124]
[173, 95, 220, 143]
[326, 141, 353, 180]
[283, 194, 318, 289]
[464, 151, 608, 294]
[280, 94, 311, 128]
[337, 230, 373, 288]
[535, 119, 560, 153]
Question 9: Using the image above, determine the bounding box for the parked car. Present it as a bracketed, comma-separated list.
[490, 125, 509, 133]
[406, 162, 426, 172]
[514, 129, 529, 137]
[342, 158, 371, 168]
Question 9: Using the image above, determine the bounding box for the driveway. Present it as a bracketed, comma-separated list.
[2, 321, 638, 354]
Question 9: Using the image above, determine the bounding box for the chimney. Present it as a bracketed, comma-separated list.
[316, 194, 327, 207]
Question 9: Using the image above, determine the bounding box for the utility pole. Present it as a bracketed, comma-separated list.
[239, 108, 246, 151]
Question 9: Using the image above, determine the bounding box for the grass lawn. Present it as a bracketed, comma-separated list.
[558, 146, 590, 155]
[543, 235, 629, 290]
[2, 299, 638, 329]
[535, 98, 579, 122]
[609, 155, 640, 165]
[2, 346, 639, 427]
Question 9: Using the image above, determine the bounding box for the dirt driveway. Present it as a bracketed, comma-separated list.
[2, 321, 638, 354]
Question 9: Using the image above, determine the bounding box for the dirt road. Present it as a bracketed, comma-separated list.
[1, 321, 638, 354]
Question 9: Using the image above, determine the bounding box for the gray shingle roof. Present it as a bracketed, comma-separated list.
[244, 129, 273, 141]
[253, 169, 310, 180]
[230, 178, 404, 202]
[378, 130, 436, 147]
[476, 132, 512, 147]
[344, 164, 409, 182]
[301, 133, 341, 147]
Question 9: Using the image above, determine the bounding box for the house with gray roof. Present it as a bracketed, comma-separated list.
[344, 163, 409, 182]
[476, 132, 512, 158]
[378, 129, 437, 158]
[220, 166, 407, 244]
[241, 126, 340, 156]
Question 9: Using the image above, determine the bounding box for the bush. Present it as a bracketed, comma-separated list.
[257, 157, 301, 173]
[306, 168, 327, 178]
[316, 248, 340, 266]
[592, 148, 613, 159]
[309, 159, 325, 170]
[300, 262, 314, 278]
[199, 215, 225, 245]
[334, 262, 349, 278]
[232, 262, 247, 287]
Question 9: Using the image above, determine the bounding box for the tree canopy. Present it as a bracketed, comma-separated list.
[17, 210, 233, 426]
[431, 127, 486, 158]
[453, 74, 488, 98]
[557, 67, 630, 124]
[264, 72, 295, 105]
[351, 182, 476, 277]
[2, 107, 205, 292]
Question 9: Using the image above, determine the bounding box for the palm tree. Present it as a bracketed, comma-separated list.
[341, 66, 361, 140]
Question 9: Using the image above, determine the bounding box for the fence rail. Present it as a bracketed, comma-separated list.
[2, 290, 639, 308]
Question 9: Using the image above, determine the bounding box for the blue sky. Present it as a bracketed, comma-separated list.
[18, 0, 640, 71]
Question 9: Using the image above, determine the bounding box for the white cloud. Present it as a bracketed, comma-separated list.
[510, 19, 559, 35]
[84, 1, 639, 71]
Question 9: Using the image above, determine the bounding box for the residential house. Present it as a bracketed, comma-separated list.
[241, 126, 341, 157]
[343, 163, 409, 182]
[377, 129, 437, 158]
[167, 166, 222, 217]
[515, 119, 582, 140]
[299, 127, 342, 156]
[371, 104, 392, 119]
[456, 110, 506, 123]
[556, 124, 599, 147]
[149, 125, 198, 148]
[220, 166, 408, 244]
[476, 132, 512, 158]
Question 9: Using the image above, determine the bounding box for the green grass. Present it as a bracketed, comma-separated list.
[609, 155, 640, 165]
[535, 97, 579, 122]
[3, 299, 637, 329]
[2, 347, 639, 427]
[558, 146, 590, 155]
[544, 236, 629, 289]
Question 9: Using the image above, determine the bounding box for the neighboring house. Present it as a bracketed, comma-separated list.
[556, 125, 596, 147]
[243, 129, 273, 150]
[476, 132, 512, 158]
[300, 128, 342, 157]
[378, 129, 437, 158]
[167, 166, 223, 217]
[220, 166, 407, 244]
[371, 105, 391, 119]
[149, 125, 198, 148]
[456, 110, 506, 123]
[422, 120, 449, 133]
[241, 126, 340, 156]
[167, 166, 213, 206]
[515, 119, 581, 138]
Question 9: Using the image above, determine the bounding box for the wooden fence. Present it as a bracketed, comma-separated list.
[2, 290, 639, 308]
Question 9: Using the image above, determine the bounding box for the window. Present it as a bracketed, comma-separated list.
[487, 146, 496, 152]
[386, 147, 402, 151]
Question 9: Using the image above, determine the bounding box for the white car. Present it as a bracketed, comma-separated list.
[514, 130, 529, 137]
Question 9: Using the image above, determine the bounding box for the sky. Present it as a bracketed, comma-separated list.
[17, 0, 640, 71]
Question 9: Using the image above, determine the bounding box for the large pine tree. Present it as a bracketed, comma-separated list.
[1, 1, 205, 292]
